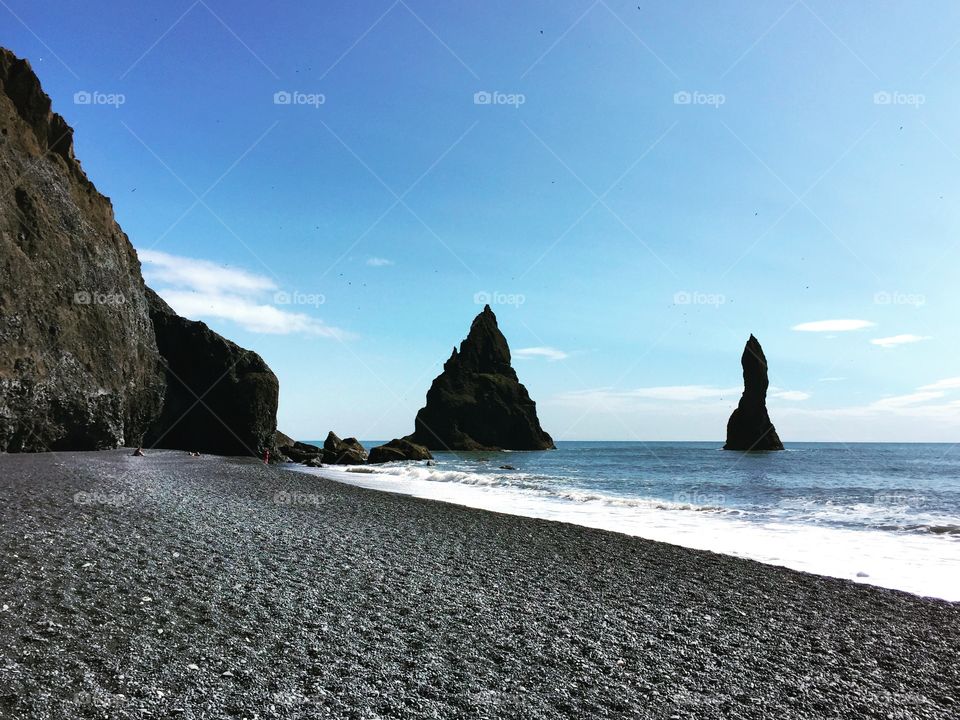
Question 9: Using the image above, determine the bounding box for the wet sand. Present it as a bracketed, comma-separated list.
[0, 450, 957, 719]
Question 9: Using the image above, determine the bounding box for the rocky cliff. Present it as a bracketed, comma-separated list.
[405, 305, 554, 451]
[0, 47, 278, 456]
[724, 335, 784, 451]
[143, 289, 278, 456]
[0, 48, 164, 450]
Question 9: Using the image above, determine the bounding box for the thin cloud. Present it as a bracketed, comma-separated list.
[139, 249, 274, 295]
[792, 319, 876, 332]
[366, 257, 394, 267]
[514, 346, 569, 362]
[562, 385, 739, 403]
[770, 390, 811, 401]
[160, 291, 349, 339]
[558, 384, 811, 406]
[870, 334, 931, 348]
[139, 249, 349, 339]
[919, 377, 960, 391]
[871, 391, 945, 409]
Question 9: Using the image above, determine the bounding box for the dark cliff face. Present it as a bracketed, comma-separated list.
[724, 335, 784, 451]
[405, 305, 555, 451]
[143, 288, 279, 456]
[0, 48, 165, 451]
[0, 47, 279, 455]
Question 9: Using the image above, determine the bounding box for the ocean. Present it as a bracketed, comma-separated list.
[293, 441, 960, 602]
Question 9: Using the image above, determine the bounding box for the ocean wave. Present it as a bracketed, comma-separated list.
[881, 523, 960, 537]
[351, 464, 734, 515]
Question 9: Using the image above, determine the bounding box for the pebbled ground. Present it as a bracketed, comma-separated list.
[0, 450, 957, 719]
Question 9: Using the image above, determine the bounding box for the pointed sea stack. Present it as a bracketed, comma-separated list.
[724, 335, 784, 451]
[404, 305, 555, 451]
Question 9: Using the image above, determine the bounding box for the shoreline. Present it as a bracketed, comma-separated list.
[293, 459, 960, 603]
[1, 450, 958, 718]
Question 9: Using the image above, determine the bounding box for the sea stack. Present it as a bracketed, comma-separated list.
[0, 47, 278, 455]
[724, 334, 784, 451]
[405, 305, 555, 451]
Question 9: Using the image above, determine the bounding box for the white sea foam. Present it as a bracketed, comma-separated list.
[289, 463, 960, 602]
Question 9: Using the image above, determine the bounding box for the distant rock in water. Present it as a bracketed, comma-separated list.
[368, 438, 433, 464]
[724, 335, 784, 451]
[0, 48, 165, 450]
[143, 288, 279, 456]
[404, 305, 555, 451]
[322, 431, 367, 465]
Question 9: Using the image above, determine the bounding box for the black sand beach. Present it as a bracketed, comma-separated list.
[0, 451, 958, 719]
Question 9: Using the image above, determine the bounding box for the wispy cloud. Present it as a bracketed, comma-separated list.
[770, 389, 811, 401]
[139, 249, 349, 339]
[792, 319, 876, 332]
[138, 249, 274, 295]
[366, 257, 394, 267]
[919, 377, 960, 391]
[870, 334, 931, 348]
[870, 391, 945, 409]
[514, 346, 569, 362]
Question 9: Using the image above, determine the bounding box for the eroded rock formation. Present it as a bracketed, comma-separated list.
[0, 47, 279, 456]
[405, 305, 554, 451]
[322, 431, 367, 465]
[724, 334, 784, 451]
[143, 288, 279, 456]
[0, 48, 165, 450]
[368, 438, 433, 464]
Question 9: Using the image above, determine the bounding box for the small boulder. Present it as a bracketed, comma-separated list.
[321, 431, 368, 465]
[368, 438, 433, 464]
[279, 439, 324, 464]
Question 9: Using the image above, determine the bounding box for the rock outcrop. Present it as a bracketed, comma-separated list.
[724, 335, 784, 451]
[279, 440, 323, 464]
[274, 432, 370, 466]
[143, 288, 279, 456]
[0, 48, 165, 450]
[404, 305, 555, 451]
[0, 47, 280, 456]
[368, 438, 433, 464]
[275, 431, 320, 463]
[322, 431, 367, 465]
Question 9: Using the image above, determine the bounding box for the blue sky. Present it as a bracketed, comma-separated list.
[7, 0, 960, 441]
